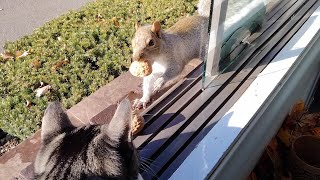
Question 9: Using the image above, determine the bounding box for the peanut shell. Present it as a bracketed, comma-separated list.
[131, 111, 145, 135]
[129, 60, 152, 77]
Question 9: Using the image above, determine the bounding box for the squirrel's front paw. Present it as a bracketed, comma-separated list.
[153, 77, 165, 93]
[133, 98, 149, 109]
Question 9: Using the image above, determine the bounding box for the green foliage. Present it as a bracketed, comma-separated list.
[0, 0, 198, 139]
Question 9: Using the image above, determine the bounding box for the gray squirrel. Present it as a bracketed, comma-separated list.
[132, 0, 266, 108]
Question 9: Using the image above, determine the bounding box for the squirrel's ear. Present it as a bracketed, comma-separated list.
[135, 21, 141, 30]
[151, 21, 161, 36]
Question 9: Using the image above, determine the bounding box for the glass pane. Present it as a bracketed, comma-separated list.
[203, 0, 282, 88]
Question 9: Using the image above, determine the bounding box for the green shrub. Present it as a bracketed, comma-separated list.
[0, 0, 198, 139]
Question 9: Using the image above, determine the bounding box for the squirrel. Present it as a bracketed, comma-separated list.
[131, 0, 265, 109]
[131, 1, 210, 109]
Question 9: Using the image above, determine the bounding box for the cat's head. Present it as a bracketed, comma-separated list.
[34, 98, 141, 180]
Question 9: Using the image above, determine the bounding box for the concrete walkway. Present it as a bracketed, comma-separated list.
[0, 0, 95, 52]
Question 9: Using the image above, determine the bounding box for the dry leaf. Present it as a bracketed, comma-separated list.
[253, 100, 316, 180]
[289, 100, 305, 120]
[277, 128, 293, 147]
[96, 14, 103, 21]
[51, 59, 69, 71]
[32, 59, 41, 69]
[301, 113, 320, 126]
[0, 52, 14, 60]
[15, 51, 23, 57]
[112, 17, 120, 27]
[35, 85, 51, 97]
[267, 138, 278, 152]
[16, 50, 29, 59]
[312, 127, 320, 137]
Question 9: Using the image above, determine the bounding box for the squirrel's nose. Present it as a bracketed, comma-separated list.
[139, 52, 145, 58]
[132, 52, 144, 61]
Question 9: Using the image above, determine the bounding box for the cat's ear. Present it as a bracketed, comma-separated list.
[41, 101, 74, 141]
[105, 98, 132, 143]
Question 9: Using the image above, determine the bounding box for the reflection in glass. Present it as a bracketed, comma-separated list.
[203, 0, 279, 88]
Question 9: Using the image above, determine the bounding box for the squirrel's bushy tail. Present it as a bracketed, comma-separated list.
[197, 0, 212, 17]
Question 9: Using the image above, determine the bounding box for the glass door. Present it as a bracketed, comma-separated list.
[203, 0, 276, 88]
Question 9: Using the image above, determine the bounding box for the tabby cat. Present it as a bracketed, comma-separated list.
[34, 98, 142, 180]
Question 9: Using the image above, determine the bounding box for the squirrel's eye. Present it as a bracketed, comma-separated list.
[148, 39, 155, 46]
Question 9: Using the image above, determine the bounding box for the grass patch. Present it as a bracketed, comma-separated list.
[0, 0, 198, 139]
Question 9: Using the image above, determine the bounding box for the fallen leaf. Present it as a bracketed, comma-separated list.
[51, 59, 69, 71]
[289, 100, 305, 120]
[112, 17, 120, 27]
[301, 113, 320, 127]
[32, 59, 41, 69]
[312, 127, 320, 137]
[267, 138, 278, 152]
[16, 50, 30, 59]
[15, 51, 23, 57]
[96, 14, 103, 21]
[35, 85, 51, 97]
[0, 52, 14, 60]
[277, 128, 293, 147]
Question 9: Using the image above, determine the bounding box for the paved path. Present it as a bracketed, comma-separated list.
[0, 0, 95, 52]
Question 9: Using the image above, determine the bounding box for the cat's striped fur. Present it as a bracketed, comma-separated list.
[34, 98, 141, 180]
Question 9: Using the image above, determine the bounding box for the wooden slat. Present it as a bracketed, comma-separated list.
[134, 80, 202, 148]
[137, 72, 230, 149]
[159, 73, 256, 179]
[266, 0, 293, 20]
[139, 65, 202, 128]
